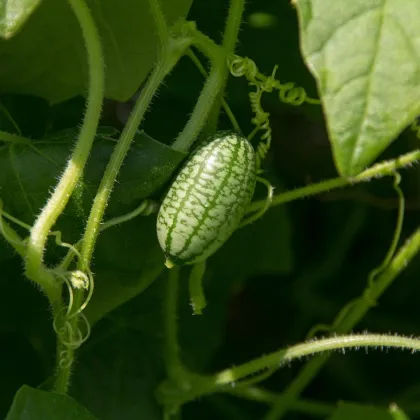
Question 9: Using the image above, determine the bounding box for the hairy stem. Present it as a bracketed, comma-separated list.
[159, 227, 420, 408]
[222, 0, 245, 53]
[264, 226, 420, 420]
[172, 59, 224, 152]
[247, 150, 420, 214]
[163, 332, 420, 407]
[25, 0, 104, 302]
[214, 333, 420, 387]
[51, 0, 104, 394]
[172, 0, 245, 151]
[55, 20, 189, 395]
[207, 0, 245, 134]
[55, 62, 168, 395]
[80, 59, 171, 267]
[186, 49, 241, 132]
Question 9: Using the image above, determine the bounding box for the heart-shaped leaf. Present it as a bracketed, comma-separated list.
[0, 0, 193, 102]
[296, 0, 420, 175]
[0, 129, 185, 224]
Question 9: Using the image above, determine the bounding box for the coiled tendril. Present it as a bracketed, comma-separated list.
[52, 268, 93, 361]
[228, 54, 320, 171]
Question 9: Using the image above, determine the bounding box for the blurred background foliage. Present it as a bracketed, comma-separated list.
[0, 0, 420, 419]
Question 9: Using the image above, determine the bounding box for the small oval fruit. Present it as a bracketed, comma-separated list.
[157, 132, 256, 267]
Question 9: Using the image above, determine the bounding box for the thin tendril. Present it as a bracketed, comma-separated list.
[1, 208, 32, 230]
[70, 268, 95, 317]
[227, 54, 320, 171]
[240, 176, 273, 228]
[53, 275, 91, 349]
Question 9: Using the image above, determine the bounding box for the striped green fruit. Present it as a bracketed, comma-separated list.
[157, 132, 256, 268]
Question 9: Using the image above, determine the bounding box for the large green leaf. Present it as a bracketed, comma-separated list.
[295, 0, 420, 176]
[0, 0, 193, 103]
[0, 0, 42, 39]
[0, 129, 185, 224]
[6, 385, 97, 420]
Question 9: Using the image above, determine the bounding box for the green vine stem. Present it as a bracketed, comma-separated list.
[78, 55, 167, 265]
[159, 226, 420, 408]
[54, 0, 191, 394]
[162, 333, 420, 407]
[50, 148, 419, 272]
[171, 58, 224, 152]
[222, 0, 244, 53]
[262, 174, 403, 419]
[246, 150, 420, 214]
[207, 0, 245, 132]
[172, 0, 245, 152]
[24, 0, 104, 303]
[214, 333, 420, 387]
[186, 49, 241, 132]
[79, 24, 190, 269]
[264, 229, 420, 420]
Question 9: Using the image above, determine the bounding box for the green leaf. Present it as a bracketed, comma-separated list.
[295, 0, 420, 176]
[0, 0, 42, 39]
[0, 0, 193, 103]
[328, 402, 395, 420]
[6, 385, 97, 420]
[0, 129, 185, 225]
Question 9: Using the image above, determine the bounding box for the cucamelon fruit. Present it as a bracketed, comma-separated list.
[157, 131, 256, 268]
